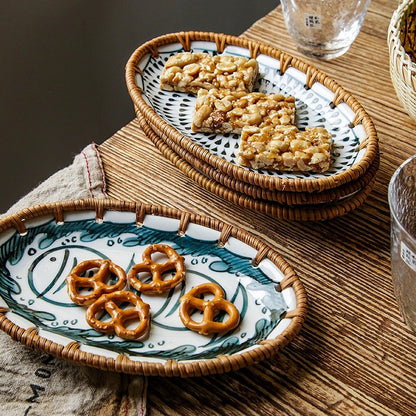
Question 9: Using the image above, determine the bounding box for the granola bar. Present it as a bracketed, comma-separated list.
[160, 52, 259, 94]
[237, 125, 332, 173]
[192, 89, 296, 133]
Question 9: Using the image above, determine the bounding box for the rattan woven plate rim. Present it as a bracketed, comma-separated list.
[388, 0, 416, 122]
[142, 107, 379, 206]
[126, 31, 379, 193]
[137, 113, 375, 221]
[0, 199, 307, 377]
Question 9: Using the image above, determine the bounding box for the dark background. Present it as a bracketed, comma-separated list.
[0, 0, 279, 213]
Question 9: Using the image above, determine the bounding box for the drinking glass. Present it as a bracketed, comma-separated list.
[389, 155, 416, 332]
[280, 0, 371, 60]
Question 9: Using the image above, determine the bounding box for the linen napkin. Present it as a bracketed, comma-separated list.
[0, 143, 147, 416]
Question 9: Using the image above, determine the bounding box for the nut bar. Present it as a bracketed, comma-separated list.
[160, 52, 259, 94]
[192, 89, 296, 134]
[237, 125, 332, 173]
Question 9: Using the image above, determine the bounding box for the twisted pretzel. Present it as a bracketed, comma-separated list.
[179, 283, 240, 335]
[86, 290, 150, 340]
[66, 259, 127, 305]
[128, 244, 185, 294]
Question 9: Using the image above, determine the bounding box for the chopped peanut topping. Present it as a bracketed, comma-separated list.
[237, 125, 332, 173]
[192, 89, 296, 133]
[160, 52, 259, 94]
[160, 52, 333, 173]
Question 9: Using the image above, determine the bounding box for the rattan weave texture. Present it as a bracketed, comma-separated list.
[0, 199, 307, 376]
[143, 109, 380, 206]
[137, 112, 376, 221]
[388, 0, 416, 122]
[126, 31, 379, 194]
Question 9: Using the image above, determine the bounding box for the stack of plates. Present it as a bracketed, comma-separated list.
[126, 31, 379, 221]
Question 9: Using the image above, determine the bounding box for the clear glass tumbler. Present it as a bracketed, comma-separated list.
[280, 0, 371, 60]
[389, 155, 416, 332]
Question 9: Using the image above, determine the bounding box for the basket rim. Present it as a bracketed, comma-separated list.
[142, 107, 380, 205]
[136, 113, 375, 222]
[125, 31, 379, 193]
[388, 0, 416, 73]
[0, 198, 307, 377]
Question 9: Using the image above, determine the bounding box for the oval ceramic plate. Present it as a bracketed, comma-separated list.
[0, 200, 306, 376]
[127, 32, 379, 192]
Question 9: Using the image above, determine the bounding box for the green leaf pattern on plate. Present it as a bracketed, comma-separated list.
[0, 218, 287, 361]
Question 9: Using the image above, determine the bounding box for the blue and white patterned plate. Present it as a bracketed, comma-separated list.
[129, 34, 377, 191]
[0, 203, 306, 374]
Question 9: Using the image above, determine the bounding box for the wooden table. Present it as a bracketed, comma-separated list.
[99, 1, 416, 414]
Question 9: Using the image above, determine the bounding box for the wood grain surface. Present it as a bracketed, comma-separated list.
[99, 1, 416, 414]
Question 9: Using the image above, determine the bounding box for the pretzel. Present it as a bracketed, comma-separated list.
[179, 283, 240, 335]
[86, 290, 150, 340]
[128, 244, 185, 294]
[66, 259, 127, 305]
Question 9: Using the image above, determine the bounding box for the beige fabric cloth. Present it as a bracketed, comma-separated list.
[3, 142, 108, 214]
[0, 143, 147, 416]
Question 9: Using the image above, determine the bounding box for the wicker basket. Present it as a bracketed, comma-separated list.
[0, 199, 307, 376]
[137, 112, 376, 221]
[126, 31, 379, 194]
[388, 0, 416, 122]
[138, 108, 380, 206]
